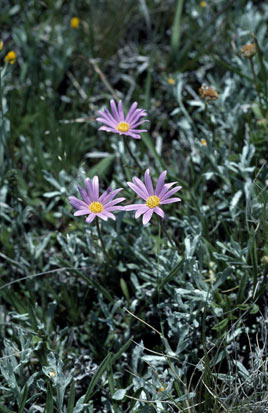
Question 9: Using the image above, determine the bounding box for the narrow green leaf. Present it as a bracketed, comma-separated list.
[0, 406, 17, 413]
[18, 384, 28, 413]
[45, 381, 54, 413]
[171, 0, 184, 60]
[110, 336, 133, 364]
[84, 352, 112, 403]
[141, 133, 166, 171]
[67, 380, 75, 413]
[88, 155, 115, 178]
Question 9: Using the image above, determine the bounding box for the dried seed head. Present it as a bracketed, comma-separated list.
[199, 85, 219, 102]
[240, 43, 256, 58]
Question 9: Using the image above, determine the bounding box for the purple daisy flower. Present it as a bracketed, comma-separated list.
[96, 100, 148, 139]
[124, 169, 182, 225]
[68, 177, 125, 223]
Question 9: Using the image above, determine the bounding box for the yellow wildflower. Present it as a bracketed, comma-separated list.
[157, 386, 165, 392]
[240, 43, 256, 58]
[199, 84, 219, 102]
[49, 370, 56, 377]
[200, 1, 207, 7]
[70, 17, 80, 29]
[0, 41, 3, 51]
[168, 77, 175, 85]
[201, 139, 207, 146]
[4, 51, 16, 64]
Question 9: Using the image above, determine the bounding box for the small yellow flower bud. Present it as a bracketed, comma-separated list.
[4, 50, 16, 64]
[240, 43, 256, 58]
[199, 84, 219, 103]
[157, 386, 165, 392]
[70, 17, 80, 29]
[201, 139, 207, 146]
[168, 77, 175, 85]
[49, 370, 56, 377]
[0, 41, 3, 51]
[200, 1, 207, 7]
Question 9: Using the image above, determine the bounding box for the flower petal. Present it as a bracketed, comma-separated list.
[110, 100, 120, 121]
[99, 188, 123, 203]
[135, 205, 148, 218]
[96, 117, 117, 127]
[92, 176, 99, 200]
[155, 171, 167, 196]
[85, 178, 94, 202]
[125, 131, 142, 139]
[154, 206, 165, 219]
[78, 185, 90, 204]
[98, 126, 118, 133]
[104, 197, 125, 207]
[100, 211, 116, 220]
[160, 197, 181, 204]
[86, 214, 96, 223]
[127, 182, 148, 200]
[125, 102, 138, 122]
[142, 209, 153, 225]
[144, 169, 154, 196]
[161, 186, 182, 201]
[118, 100, 124, 121]
[105, 206, 125, 211]
[68, 196, 88, 210]
[74, 209, 90, 216]
[132, 177, 149, 198]
[159, 182, 177, 199]
[124, 204, 143, 211]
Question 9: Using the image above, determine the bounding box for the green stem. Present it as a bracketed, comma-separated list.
[96, 217, 112, 264]
[249, 56, 264, 115]
[123, 135, 143, 174]
[160, 218, 176, 248]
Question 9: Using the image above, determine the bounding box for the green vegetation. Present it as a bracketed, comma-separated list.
[0, 1, 268, 412]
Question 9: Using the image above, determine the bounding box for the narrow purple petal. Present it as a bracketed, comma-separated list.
[125, 132, 142, 139]
[100, 211, 116, 220]
[98, 126, 118, 133]
[132, 177, 149, 198]
[97, 213, 108, 221]
[68, 196, 88, 210]
[110, 100, 120, 121]
[86, 214, 96, 223]
[105, 206, 125, 211]
[85, 178, 93, 202]
[104, 107, 117, 123]
[92, 176, 99, 200]
[144, 169, 154, 196]
[104, 197, 125, 207]
[99, 188, 123, 203]
[118, 100, 124, 121]
[74, 209, 90, 216]
[154, 207, 165, 219]
[128, 108, 145, 124]
[159, 182, 177, 199]
[129, 128, 147, 133]
[124, 204, 143, 211]
[130, 120, 149, 128]
[127, 182, 148, 200]
[142, 209, 153, 225]
[160, 197, 181, 204]
[155, 171, 167, 196]
[96, 117, 117, 127]
[135, 205, 149, 219]
[161, 186, 182, 201]
[78, 185, 90, 204]
[125, 102, 138, 122]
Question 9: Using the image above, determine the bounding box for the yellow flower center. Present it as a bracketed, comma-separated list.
[89, 201, 104, 214]
[146, 195, 160, 209]
[4, 51, 16, 64]
[201, 139, 207, 146]
[168, 77, 175, 85]
[70, 17, 80, 29]
[116, 121, 130, 132]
